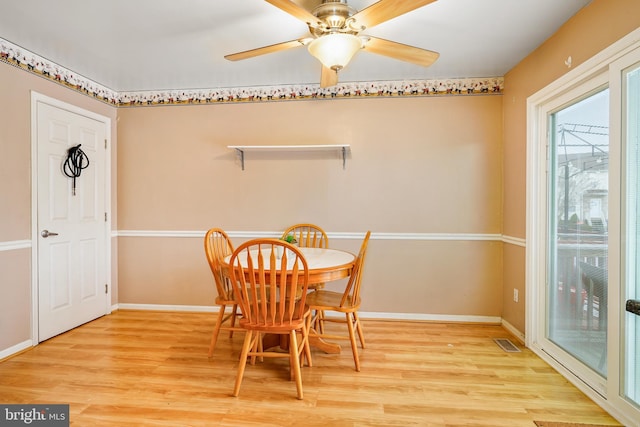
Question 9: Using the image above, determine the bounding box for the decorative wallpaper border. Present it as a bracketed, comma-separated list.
[1, 38, 119, 104]
[1, 37, 503, 107]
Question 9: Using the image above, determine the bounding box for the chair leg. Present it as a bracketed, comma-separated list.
[257, 333, 264, 363]
[296, 317, 312, 368]
[302, 315, 313, 368]
[353, 311, 365, 348]
[228, 304, 238, 338]
[317, 310, 326, 334]
[311, 309, 321, 332]
[250, 333, 263, 365]
[345, 313, 360, 372]
[289, 330, 304, 400]
[208, 304, 226, 357]
[233, 330, 254, 397]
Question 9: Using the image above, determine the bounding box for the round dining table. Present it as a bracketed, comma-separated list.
[222, 246, 355, 286]
[222, 246, 356, 354]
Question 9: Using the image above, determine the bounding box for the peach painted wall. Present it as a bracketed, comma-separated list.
[116, 95, 504, 315]
[0, 62, 118, 352]
[501, 0, 640, 333]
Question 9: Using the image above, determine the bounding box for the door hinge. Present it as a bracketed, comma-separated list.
[104, 139, 107, 149]
[105, 212, 108, 222]
[105, 284, 108, 294]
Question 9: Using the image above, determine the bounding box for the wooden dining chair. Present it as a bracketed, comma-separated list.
[228, 239, 313, 400]
[282, 223, 329, 290]
[282, 223, 329, 249]
[305, 231, 371, 372]
[204, 228, 243, 358]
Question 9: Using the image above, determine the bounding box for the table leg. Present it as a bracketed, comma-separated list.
[262, 330, 341, 354]
[308, 328, 341, 354]
[261, 334, 284, 350]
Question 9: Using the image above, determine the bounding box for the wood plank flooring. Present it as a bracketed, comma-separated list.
[0, 310, 622, 426]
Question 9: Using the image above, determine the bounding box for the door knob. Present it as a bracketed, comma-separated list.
[41, 229, 59, 238]
[626, 299, 640, 316]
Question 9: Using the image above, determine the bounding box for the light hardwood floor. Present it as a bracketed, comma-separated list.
[0, 310, 622, 426]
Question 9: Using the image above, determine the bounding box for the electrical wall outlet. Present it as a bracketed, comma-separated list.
[513, 288, 519, 303]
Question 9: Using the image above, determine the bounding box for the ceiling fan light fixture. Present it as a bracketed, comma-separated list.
[308, 33, 362, 71]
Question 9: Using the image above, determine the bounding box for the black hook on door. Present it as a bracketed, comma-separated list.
[63, 144, 90, 196]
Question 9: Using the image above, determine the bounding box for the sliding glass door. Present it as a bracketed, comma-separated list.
[528, 32, 640, 425]
[622, 61, 640, 410]
[548, 89, 610, 381]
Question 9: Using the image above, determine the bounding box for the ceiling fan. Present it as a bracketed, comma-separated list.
[225, 0, 440, 88]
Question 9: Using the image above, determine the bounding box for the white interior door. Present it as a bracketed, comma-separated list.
[34, 95, 110, 342]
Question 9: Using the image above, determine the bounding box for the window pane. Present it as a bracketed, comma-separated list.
[548, 88, 609, 377]
[624, 64, 640, 406]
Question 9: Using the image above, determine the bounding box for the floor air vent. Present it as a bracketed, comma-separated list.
[494, 338, 521, 353]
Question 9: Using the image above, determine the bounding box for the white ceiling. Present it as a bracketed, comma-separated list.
[0, 0, 591, 92]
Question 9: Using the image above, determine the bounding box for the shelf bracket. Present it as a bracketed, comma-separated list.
[342, 146, 347, 170]
[234, 148, 245, 171]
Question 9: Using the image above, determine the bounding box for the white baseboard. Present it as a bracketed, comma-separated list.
[501, 319, 525, 344]
[115, 303, 216, 313]
[359, 311, 502, 323]
[114, 303, 502, 324]
[0, 339, 32, 360]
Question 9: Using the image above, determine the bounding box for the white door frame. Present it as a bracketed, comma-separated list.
[30, 91, 112, 344]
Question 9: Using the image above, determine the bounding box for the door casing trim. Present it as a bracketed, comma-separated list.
[30, 91, 112, 344]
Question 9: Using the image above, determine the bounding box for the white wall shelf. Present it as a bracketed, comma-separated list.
[228, 144, 351, 170]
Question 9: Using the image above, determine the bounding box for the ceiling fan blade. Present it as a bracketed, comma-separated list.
[320, 66, 338, 88]
[264, 0, 321, 26]
[363, 36, 439, 67]
[225, 39, 306, 61]
[351, 0, 437, 30]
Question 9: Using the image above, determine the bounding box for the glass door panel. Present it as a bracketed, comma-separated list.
[548, 89, 610, 378]
[623, 63, 640, 408]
